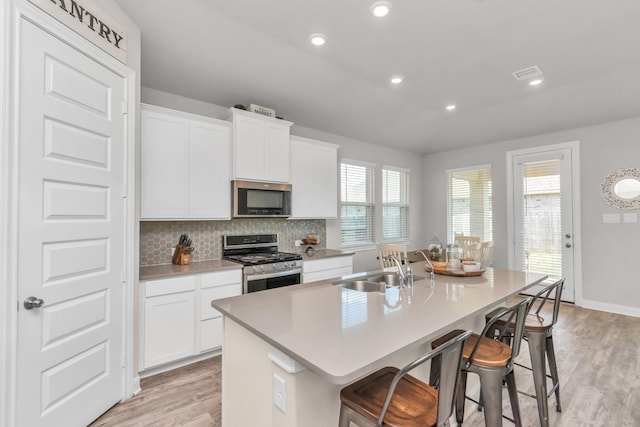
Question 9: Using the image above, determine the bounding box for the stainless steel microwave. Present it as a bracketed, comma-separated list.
[232, 180, 292, 218]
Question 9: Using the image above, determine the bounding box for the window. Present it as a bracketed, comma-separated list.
[382, 166, 409, 242]
[447, 165, 492, 243]
[340, 160, 375, 246]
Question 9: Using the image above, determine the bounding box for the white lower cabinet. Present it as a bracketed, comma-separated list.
[140, 269, 242, 371]
[143, 275, 197, 369]
[303, 255, 353, 283]
[144, 291, 196, 368]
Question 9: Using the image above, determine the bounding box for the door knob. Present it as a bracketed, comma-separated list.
[565, 243, 572, 248]
[24, 296, 44, 310]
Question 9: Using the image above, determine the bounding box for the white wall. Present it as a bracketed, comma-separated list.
[423, 116, 640, 315]
[141, 87, 426, 273]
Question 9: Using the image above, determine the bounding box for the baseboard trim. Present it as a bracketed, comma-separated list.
[132, 375, 141, 396]
[139, 350, 222, 379]
[581, 299, 640, 318]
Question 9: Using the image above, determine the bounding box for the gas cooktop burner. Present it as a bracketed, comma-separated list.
[225, 251, 302, 266]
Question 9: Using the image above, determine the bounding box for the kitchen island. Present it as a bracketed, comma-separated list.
[212, 267, 547, 427]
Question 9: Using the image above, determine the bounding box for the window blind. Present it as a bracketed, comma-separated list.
[447, 166, 492, 243]
[340, 160, 375, 246]
[519, 160, 562, 277]
[382, 166, 409, 242]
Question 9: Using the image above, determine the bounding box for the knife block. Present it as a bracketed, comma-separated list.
[171, 244, 191, 265]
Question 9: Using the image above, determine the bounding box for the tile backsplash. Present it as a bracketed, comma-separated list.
[140, 219, 326, 266]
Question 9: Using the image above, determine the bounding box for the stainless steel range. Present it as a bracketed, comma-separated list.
[223, 234, 302, 294]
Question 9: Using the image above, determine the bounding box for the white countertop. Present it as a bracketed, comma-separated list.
[212, 267, 547, 384]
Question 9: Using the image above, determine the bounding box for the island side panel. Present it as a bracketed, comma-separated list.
[222, 318, 273, 426]
[223, 317, 343, 427]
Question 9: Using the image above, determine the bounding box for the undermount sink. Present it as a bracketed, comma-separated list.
[334, 280, 381, 292]
[332, 272, 427, 292]
[366, 272, 403, 286]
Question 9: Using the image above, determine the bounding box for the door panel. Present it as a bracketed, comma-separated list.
[16, 17, 125, 427]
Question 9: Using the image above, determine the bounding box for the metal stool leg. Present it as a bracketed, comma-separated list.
[545, 335, 562, 412]
[455, 371, 468, 426]
[339, 403, 375, 427]
[504, 369, 522, 427]
[477, 367, 506, 427]
[527, 331, 549, 427]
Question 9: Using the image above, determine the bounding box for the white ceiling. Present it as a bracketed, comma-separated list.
[115, 0, 640, 154]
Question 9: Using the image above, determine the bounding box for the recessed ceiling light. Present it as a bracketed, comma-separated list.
[370, 1, 392, 17]
[309, 33, 327, 46]
[390, 75, 404, 84]
[529, 78, 544, 86]
[445, 104, 457, 111]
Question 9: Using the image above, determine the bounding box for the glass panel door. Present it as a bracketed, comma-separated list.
[510, 147, 576, 302]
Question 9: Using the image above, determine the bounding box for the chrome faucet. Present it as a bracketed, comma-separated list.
[383, 255, 407, 287]
[415, 251, 436, 281]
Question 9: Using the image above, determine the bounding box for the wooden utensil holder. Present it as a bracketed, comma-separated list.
[172, 244, 191, 265]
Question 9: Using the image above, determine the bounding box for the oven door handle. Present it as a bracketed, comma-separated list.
[247, 268, 302, 281]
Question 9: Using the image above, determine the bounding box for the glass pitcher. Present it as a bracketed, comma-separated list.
[445, 244, 462, 270]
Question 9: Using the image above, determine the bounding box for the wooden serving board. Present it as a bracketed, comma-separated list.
[425, 265, 486, 277]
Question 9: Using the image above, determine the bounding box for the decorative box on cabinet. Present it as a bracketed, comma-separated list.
[290, 135, 339, 219]
[225, 108, 293, 183]
[303, 255, 353, 283]
[141, 104, 231, 219]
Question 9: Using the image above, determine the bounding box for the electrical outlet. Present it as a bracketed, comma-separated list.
[273, 373, 286, 413]
[171, 247, 175, 256]
[602, 213, 620, 224]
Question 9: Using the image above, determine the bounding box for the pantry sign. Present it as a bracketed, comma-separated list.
[28, 0, 127, 63]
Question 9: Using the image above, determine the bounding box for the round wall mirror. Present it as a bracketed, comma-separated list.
[601, 167, 640, 210]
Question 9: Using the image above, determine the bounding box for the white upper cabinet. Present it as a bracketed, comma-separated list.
[141, 104, 231, 220]
[290, 135, 339, 219]
[226, 108, 293, 183]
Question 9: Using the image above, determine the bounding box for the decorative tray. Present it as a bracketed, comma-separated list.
[425, 264, 486, 277]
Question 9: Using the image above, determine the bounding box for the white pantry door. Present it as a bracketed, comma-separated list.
[508, 143, 580, 303]
[16, 17, 126, 427]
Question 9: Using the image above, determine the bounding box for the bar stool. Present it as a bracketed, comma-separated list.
[430, 297, 533, 427]
[485, 278, 564, 427]
[339, 330, 472, 427]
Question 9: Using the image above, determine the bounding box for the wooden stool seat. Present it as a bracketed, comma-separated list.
[340, 367, 438, 427]
[339, 331, 471, 427]
[432, 329, 512, 368]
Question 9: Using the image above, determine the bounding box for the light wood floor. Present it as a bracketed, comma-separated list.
[91, 302, 640, 426]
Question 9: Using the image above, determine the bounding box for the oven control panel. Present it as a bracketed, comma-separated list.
[244, 260, 303, 275]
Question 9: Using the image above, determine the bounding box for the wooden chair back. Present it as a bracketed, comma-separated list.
[454, 235, 480, 246]
[477, 241, 494, 266]
[377, 244, 407, 271]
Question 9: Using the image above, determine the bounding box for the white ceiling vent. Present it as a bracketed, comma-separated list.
[512, 66, 543, 82]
